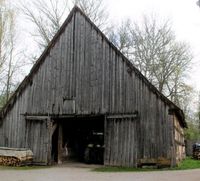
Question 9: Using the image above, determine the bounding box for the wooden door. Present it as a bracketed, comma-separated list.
[25, 117, 50, 165]
[104, 115, 138, 167]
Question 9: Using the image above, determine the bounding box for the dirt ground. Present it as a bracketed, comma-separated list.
[0, 165, 200, 181]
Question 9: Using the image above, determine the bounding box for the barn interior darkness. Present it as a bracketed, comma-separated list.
[51, 116, 104, 165]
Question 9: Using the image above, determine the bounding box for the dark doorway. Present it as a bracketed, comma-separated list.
[51, 116, 104, 165]
[51, 125, 58, 163]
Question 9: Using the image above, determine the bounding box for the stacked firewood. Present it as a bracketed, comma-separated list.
[0, 147, 33, 166]
[193, 143, 200, 160]
[0, 156, 20, 166]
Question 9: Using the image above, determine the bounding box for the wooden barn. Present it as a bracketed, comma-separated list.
[0, 6, 186, 167]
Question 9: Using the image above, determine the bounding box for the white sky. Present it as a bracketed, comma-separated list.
[106, 0, 200, 91]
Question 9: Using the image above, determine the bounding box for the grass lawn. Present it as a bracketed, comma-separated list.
[93, 157, 200, 172]
[173, 157, 200, 170]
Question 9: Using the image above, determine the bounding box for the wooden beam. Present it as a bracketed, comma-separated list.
[25, 116, 49, 121]
[106, 114, 138, 119]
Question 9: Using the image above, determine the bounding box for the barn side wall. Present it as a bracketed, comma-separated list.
[173, 115, 186, 164]
[0, 11, 180, 166]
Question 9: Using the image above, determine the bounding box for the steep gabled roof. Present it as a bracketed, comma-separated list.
[0, 6, 186, 127]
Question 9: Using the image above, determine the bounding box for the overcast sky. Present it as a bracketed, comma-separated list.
[106, 0, 200, 91]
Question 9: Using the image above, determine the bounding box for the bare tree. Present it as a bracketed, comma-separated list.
[109, 20, 133, 58]
[0, 0, 25, 108]
[0, 0, 8, 75]
[0, 0, 15, 104]
[131, 16, 192, 95]
[19, 0, 69, 49]
[19, 0, 109, 51]
[109, 15, 192, 108]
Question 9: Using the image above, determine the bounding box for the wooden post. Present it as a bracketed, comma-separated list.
[57, 122, 63, 164]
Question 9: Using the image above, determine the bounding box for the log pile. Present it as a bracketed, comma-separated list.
[192, 143, 200, 160]
[0, 147, 33, 166]
[0, 156, 20, 166]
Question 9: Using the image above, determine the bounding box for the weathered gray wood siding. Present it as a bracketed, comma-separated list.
[0, 10, 176, 165]
[25, 120, 50, 164]
[104, 117, 138, 167]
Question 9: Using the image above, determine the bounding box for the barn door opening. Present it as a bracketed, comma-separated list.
[51, 116, 105, 165]
[51, 123, 58, 163]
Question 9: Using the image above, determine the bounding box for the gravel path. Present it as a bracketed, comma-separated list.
[0, 166, 200, 181]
